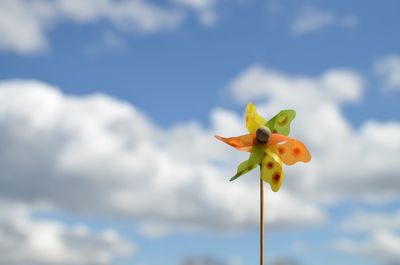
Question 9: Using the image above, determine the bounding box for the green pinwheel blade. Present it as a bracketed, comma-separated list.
[266, 109, 296, 136]
[229, 160, 248, 181]
[230, 146, 265, 181]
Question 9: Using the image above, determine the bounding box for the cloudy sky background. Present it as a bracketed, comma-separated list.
[0, 0, 399, 265]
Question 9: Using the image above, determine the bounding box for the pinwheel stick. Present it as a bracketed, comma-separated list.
[260, 167, 264, 265]
[256, 127, 269, 265]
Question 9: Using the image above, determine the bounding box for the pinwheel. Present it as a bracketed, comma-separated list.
[214, 102, 311, 265]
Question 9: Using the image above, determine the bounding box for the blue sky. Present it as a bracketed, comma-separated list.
[0, 1, 399, 265]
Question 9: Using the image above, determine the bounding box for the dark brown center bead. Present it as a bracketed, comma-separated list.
[256, 126, 271, 144]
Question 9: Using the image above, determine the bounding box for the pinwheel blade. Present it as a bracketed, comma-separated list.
[261, 148, 284, 192]
[214, 134, 256, 152]
[246, 102, 267, 133]
[230, 146, 265, 181]
[266, 109, 296, 136]
[275, 139, 311, 165]
[268, 133, 290, 146]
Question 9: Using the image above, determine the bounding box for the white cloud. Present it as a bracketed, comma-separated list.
[0, 0, 228, 54]
[229, 64, 400, 203]
[174, 0, 215, 10]
[0, 63, 398, 246]
[374, 55, 400, 91]
[336, 211, 400, 264]
[341, 210, 400, 233]
[173, 0, 218, 26]
[336, 230, 400, 264]
[0, 0, 185, 54]
[0, 0, 52, 54]
[291, 6, 358, 35]
[0, 79, 325, 238]
[230, 65, 363, 104]
[0, 202, 135, 265]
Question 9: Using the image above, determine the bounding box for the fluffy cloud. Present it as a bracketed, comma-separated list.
[230, 65, 363, 104]
[0, 0, 52, 53]
[336, 230, 400, 264]
[291, 6, 358, 35]
[229, 65, 400, 202]
[374, 55, 400, 91]
[0, 0, 185, 54]
[173, 0, 218, 26]
[0, 79, 324, 238]
[341, 210, 400, 233]
[0, 62, 398, 252]
[336, 211, 400, 264]
[0, 202, 134, 265]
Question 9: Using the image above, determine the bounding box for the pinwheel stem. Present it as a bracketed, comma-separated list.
[260, 167, 264, 265]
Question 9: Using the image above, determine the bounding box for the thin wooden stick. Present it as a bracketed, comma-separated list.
[260, 167, 264, 265]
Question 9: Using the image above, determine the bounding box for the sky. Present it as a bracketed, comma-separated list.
[0, 0, 399, 265]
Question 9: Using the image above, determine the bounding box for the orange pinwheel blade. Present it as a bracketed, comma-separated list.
[274, 138, 311, 165]
[268, 133, 290, 146]
[215, 133, 289, 152]
[214, 133, 256, 152]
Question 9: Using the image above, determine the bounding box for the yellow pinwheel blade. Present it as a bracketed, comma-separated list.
[246, 102, 267, 133]
[261, 147, 284, 192]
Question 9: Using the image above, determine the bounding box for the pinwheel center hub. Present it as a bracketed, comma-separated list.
[256, 126, 271, 144]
